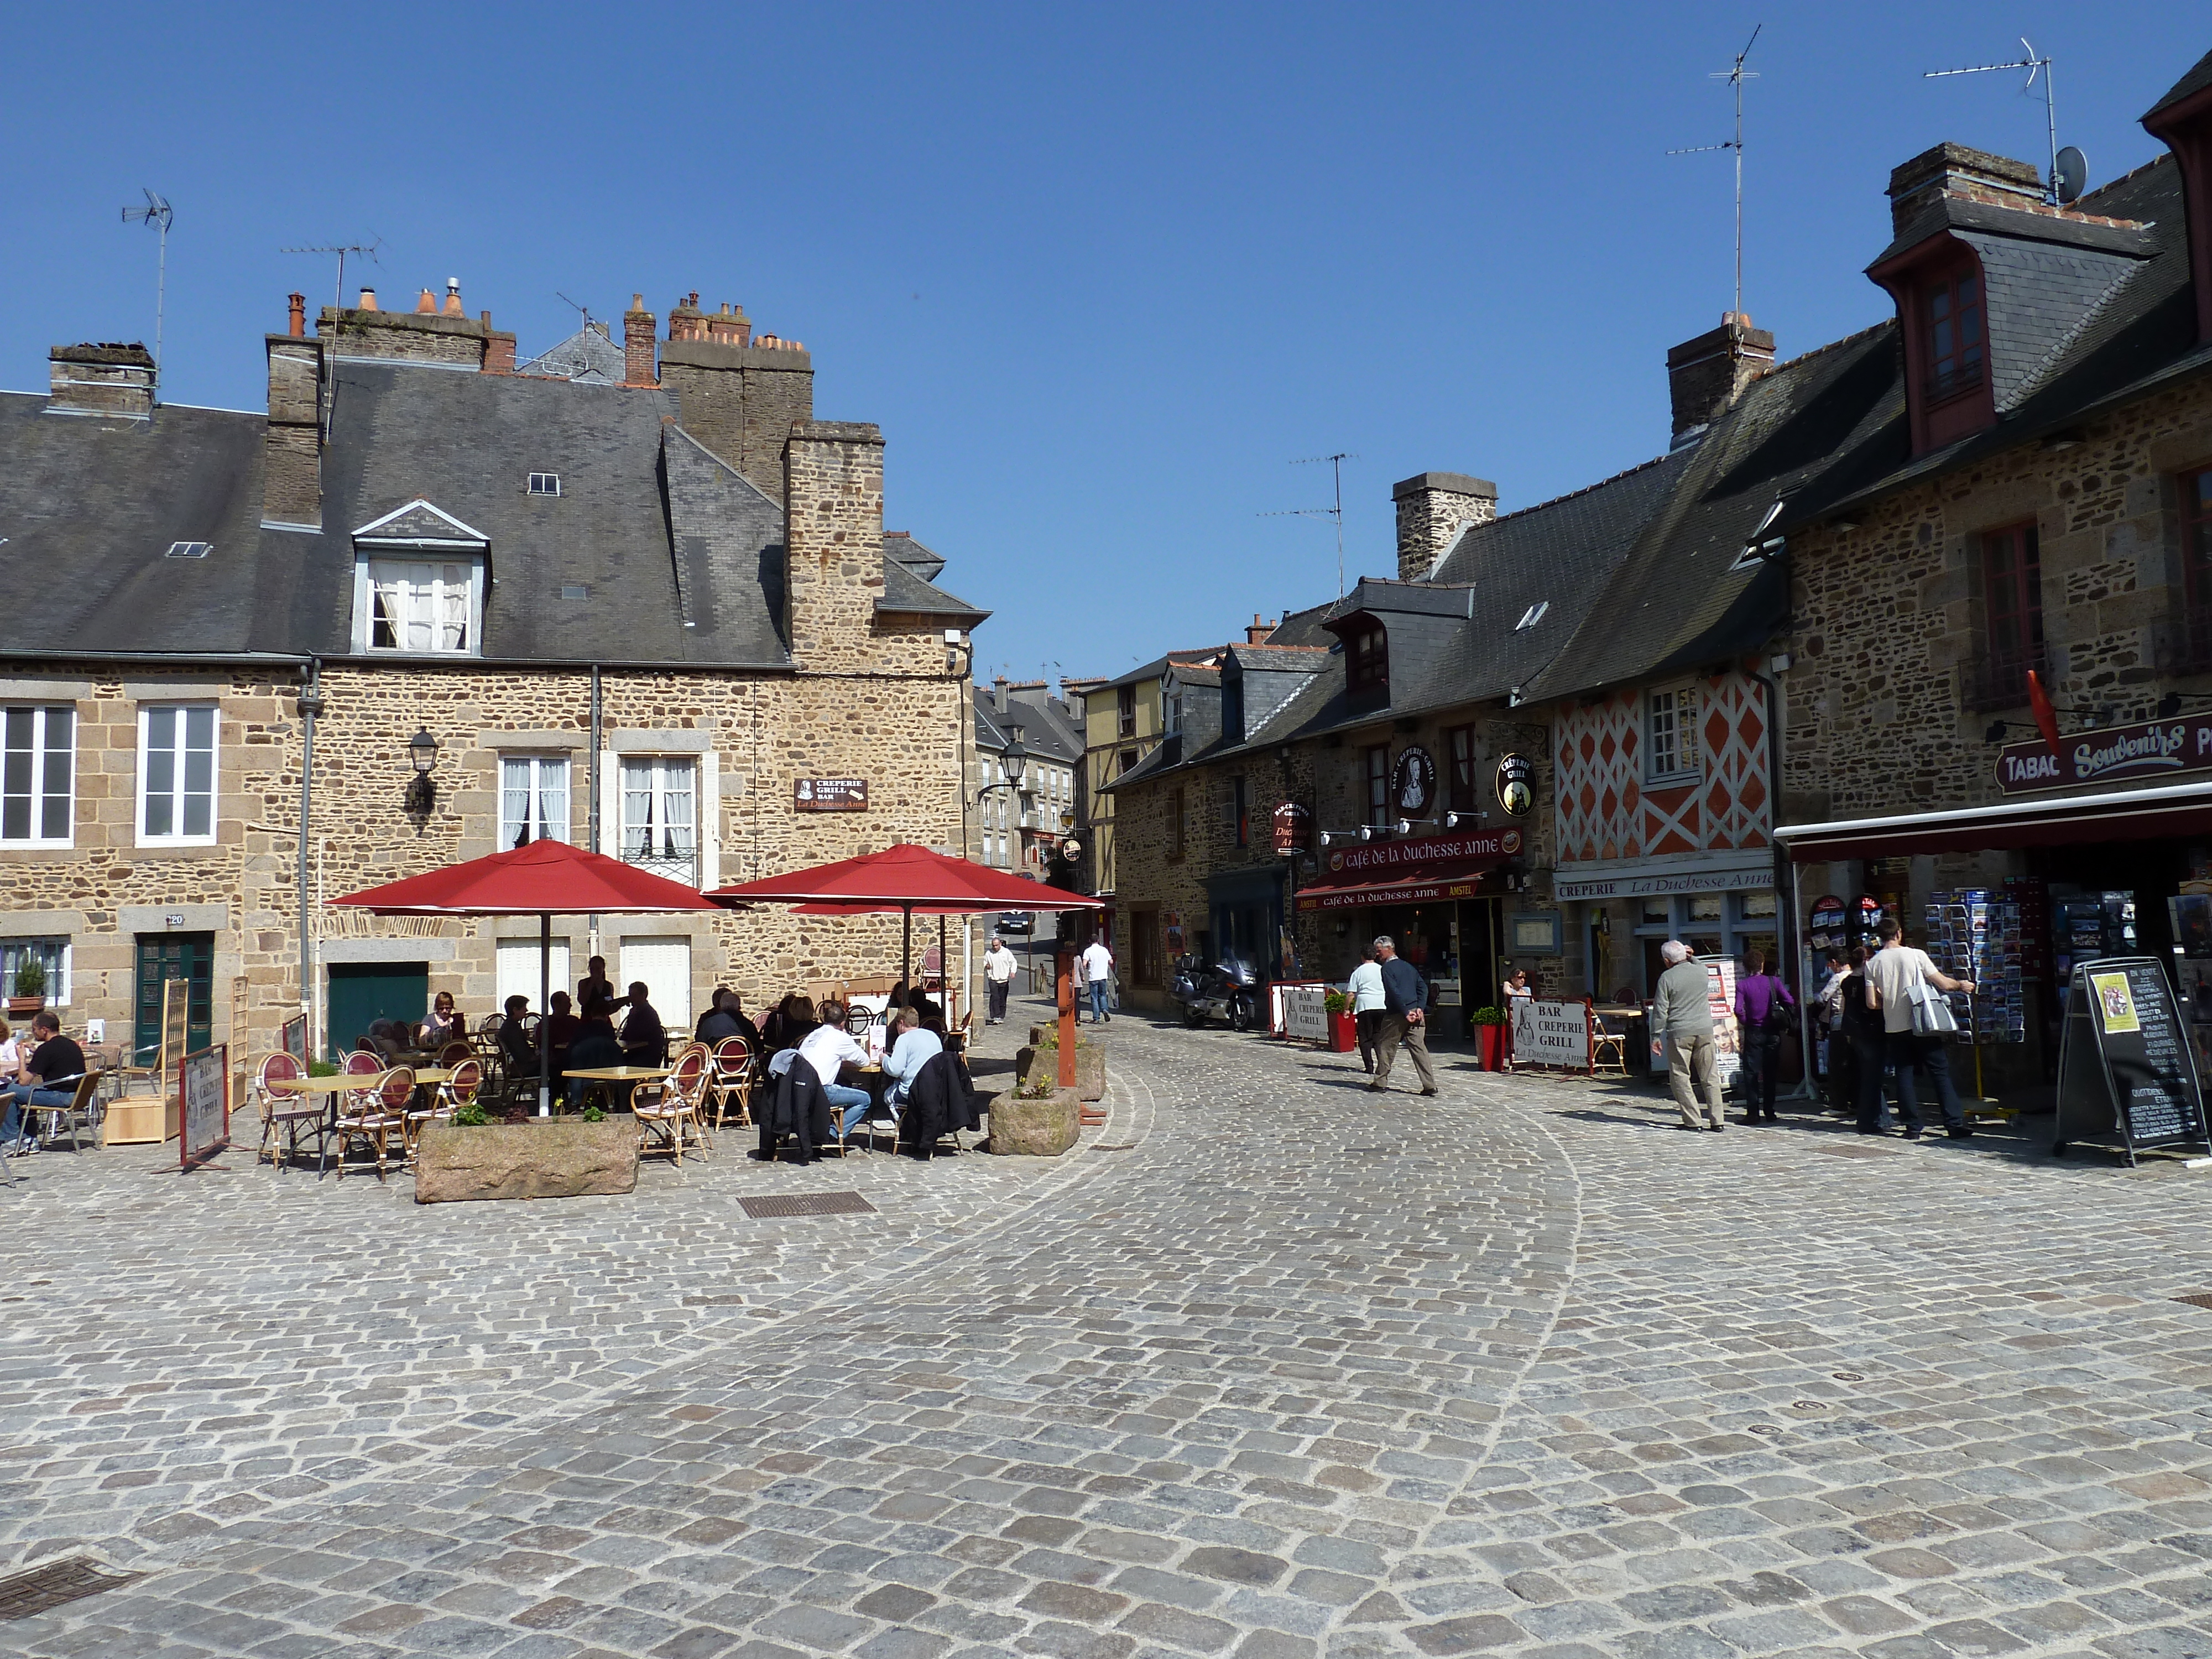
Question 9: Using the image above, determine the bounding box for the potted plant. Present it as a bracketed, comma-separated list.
[8, 960, 47, 1016]
[1470, 1005, 1508, 1071]
[1323, 988, 1357, 1053]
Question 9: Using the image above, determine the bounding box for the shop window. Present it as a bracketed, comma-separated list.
[1167, 786, 1186, 861]
[1976, 521, 2043, 706]
[1646, 686, 1699, 784]
[1363, 744, 1389, 825]
[1924, 266, 1985, 402]
[1447, 724, 1477, 816]
[1640, 898, 1671, 925]
[1688, 894, 1724, 924]
[1, 705, 74, 847]
[1347, 622, 1388, 695]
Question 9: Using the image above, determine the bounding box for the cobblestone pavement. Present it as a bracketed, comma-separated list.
[4, 1002, 2210, 1658]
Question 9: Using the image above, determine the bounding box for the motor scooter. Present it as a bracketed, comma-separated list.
[1169, 953, 1261, 1031]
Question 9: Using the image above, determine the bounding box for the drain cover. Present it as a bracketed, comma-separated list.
[1833, 1371, 1866, 1382]
[738, 1191, 875, 1219]
[2173, 1293, 2212, 1309]
[0, 1557, 141, 1622]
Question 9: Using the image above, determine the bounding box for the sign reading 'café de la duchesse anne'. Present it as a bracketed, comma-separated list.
[1323, 827, 1522, 878]
[1995, 714, 2212, 795]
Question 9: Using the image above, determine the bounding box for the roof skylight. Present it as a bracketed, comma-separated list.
[165, 541, 211, 559]
[1515, 601, 1549, 630]
[528, 473, 561, 496]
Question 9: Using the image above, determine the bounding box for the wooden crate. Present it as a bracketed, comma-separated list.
[104, 1093, 178, 1145]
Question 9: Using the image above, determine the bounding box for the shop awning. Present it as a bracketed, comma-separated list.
[1776, 779, 2212, 862]
[1295, 869, 1500, 912]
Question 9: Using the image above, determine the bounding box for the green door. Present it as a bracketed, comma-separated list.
[134, 932, 214, 1062]
[325, 963, 429, 1062]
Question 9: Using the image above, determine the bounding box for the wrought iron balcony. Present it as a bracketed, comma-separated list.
[620, 848, 699, 886]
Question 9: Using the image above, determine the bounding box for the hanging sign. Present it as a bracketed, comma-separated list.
[1391, 748, 1437, 818]
[1271, 801, 1311, 855]
[2054, 957, 2208, 1163]
[795, 778, 868, 811]
[1495, 752, 1533, 817]
[1995, 713, 2212, 795]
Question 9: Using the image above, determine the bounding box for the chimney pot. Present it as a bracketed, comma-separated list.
[442, 278, 464, 316]
[623, 296, 658, 388]
[287, 292, 306, 338]
[359, 287, 378, 311]
[415, 289, 437, 314]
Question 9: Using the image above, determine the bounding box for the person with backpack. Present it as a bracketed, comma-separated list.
[1732, 947, 1796, 1125]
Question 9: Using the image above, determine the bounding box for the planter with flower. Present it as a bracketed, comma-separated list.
[1470, 1005, 1509, 1071]
[7, 961, 46, 1018]
[1322, 988, 1358, 1053]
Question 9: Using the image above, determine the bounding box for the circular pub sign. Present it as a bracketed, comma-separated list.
[1495, 752, 1533, 817]
[1392, 746, 1437, 818]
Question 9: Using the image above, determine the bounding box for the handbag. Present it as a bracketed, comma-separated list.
[1907, 971, 1958, 1036]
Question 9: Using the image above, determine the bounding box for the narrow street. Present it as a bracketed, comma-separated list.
[3, 1004, 2209, 1657]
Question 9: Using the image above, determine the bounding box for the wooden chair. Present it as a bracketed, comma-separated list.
[322, 1056, 396, 1178]
[1590, 1011, 1629, 1079]
[23, 1072, 102, 1153]
[633, 1043, 711, 1166]
[254, 1051, 319, 1169]
[404, 1056, 479, 1155]
[704, 1037, 756, 1131]
[846, 1004, 877, 1041]
[437, 1040, 475, 1068]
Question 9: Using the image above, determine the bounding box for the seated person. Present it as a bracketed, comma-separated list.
[695, 987, 734, 1043]
[770, 998, 871, 1138]
[540, 992, 581, 1076]
[562, 997, 627, 1109]
[498, 994, 535, 1076]
[880, 1006, 943, 1117]
[761, 992, 809, 1054]
[695, 988, 762, 1055]
[6, 1010, 86, 1156]
[618, 981, 665, 1066]
[421, 990, 467, 1050]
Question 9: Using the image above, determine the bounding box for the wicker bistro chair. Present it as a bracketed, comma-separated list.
[402, 1056, 481, 1156]
[1590, 1013, 1630, 1079]
[632, 1043, 711, 1166]
[437, 1040, 475, 1068]
[324, 1060, 405, 1179]
[254, 1051, 320, 1170]
[703, 1037, 757, 1131]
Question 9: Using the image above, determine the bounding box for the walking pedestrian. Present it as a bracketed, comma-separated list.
[1368, 937, 1438, 1097]
[1838, 945, 1893, 1133]
[1347, 946, 1386, 1074]
[1652, 940, 1724, 1131]
[1867, 919, 1976, 1139]
[983, 935, 1016, 1025]
[1817, 951, 1851, 1112]
[1079, 936, 1114, 1024]
[1731, 948, 1796, 1125]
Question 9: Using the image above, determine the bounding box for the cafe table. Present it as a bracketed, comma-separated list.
[562, 1064, 672, 1113]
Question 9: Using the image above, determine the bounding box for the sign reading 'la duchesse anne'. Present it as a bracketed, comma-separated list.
[1995, 713, 2212, 795]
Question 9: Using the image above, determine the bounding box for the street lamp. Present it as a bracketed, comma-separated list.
[404, 727, 441, 817]
[1001, 724, 1027, 787]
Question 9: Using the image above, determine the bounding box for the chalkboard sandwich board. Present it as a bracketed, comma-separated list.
[2054, 958, 2210, 1165]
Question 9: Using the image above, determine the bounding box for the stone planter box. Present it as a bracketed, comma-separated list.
[989, 1087, 1079, 1156]
[416, 1119, 638, 1204]
[1016, 1037, 1105, 1102]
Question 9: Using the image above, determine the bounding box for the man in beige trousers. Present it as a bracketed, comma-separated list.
[1652, 940, 1724, 1131]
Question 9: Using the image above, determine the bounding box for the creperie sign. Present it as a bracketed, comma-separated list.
[1324, 827, 1521, 879]
[1995, 715, 2212, 795]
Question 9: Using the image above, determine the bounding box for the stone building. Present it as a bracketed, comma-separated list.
[970, 675, 1081, 879]
[0, 283, 987, 1067]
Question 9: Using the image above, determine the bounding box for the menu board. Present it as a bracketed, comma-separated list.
[180, 1042, 230, 1171]
[2054, 958, 2208, 1162]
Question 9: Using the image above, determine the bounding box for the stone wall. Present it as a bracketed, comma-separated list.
[659, 340, 815, 500]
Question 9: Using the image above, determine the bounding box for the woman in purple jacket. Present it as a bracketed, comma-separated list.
[1733, 949, 1796, 1125]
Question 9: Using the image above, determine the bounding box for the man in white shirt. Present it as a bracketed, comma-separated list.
[1079, 938, 1114, 1024]
[1347, 947, 1387, 1074]
[983, 936, 1016, 1025]
[788, 1000, 874, 1136]
[1867, 919, 1975, 1139]
[880, 1006, 943, 1114]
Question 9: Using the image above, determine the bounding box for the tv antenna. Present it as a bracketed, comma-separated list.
[1924, 38, 2062, 205]
[120, 189, 173, 377]
[279, 236, 383, 310]
[556, 290, 597, 333]
[1668, 23, 1762, 322]
[1261, 452, 1357, 598]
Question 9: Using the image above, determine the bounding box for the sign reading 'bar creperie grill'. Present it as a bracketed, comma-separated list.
[1995, 715, 2212, 795]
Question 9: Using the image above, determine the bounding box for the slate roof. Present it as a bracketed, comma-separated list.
[514, 321, 626, 384]
[2146, 47, 2212, 121]
[881, 555, 988, 623]
[975, 684, 1083, 765]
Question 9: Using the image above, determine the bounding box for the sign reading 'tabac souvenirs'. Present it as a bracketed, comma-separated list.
[1995, 714, 2212, 795]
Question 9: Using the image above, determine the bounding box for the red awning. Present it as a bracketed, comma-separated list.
[708, 842, 1103, 914]
[329, 837, 721, 916]
[1776, 779, 2212, 862]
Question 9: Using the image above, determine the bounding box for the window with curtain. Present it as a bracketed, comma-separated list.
[619, 757, 696, 881]
[139, 703, 217, 843]
[500, 755, 570, 849]
[367, 559, 475, 653]
[1364, 744, 1389, 825]
[2, 706, 74, 846]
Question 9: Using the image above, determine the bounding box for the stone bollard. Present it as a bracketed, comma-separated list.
[988, 1087, 1079, 1155]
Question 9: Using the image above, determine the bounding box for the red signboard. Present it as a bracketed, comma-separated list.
[1272, 801, 1311, 855]
[1995, 714, 2212, 795]
[1319, 827, 1521, 883]
[795, 778, 869, 811]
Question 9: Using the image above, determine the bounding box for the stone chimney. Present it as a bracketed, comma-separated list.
[782, 421, 885, 668]
[263, 317, 325, 528]
[1666, 312, 1775, 446]
[993, 675, 1010, 713]
[658, 289, 814, 497]
[1392, 472, 1498, 581]
[623, 294, 657, 387]
[317, 284, 501, 369]
[1246, 614, 1276, 645]
[1886, 142, 2044, 235]
[46, 342, 155, 421]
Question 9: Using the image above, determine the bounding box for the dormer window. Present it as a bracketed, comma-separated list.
[1925, 268, 1985, 401]
[1347, 621, 1387, 693]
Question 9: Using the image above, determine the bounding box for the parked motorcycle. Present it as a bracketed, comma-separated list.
[1170, 953, 1262, 1031]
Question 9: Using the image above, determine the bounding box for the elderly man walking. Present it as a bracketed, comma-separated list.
[1652, 940, 1724, 1131]
[1368, 936, 1439, 1097]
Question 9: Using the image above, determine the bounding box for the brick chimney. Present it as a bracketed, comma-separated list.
[707, 301, 750, 347]
[46, 342, 155, 422]
[1392, 472, 1498, 581]
[658, 290, 813, 497]
[782, 421, 885, 667]
[483, 313, 517, 375]
[263, 319, 325, 528]
[1667, 312, 1775, 446]
[623, 294, 657, 387]
[1886, 142, 2044, 236]
[1246, 614, 1276, 645]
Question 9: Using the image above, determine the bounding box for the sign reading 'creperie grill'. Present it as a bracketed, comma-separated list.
[1995, 714, 2212, 795]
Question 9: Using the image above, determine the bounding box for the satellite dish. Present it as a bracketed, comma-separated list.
[2054, 145, 2088, 204]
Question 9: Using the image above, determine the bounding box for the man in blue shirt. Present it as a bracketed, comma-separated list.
[880, 1006, 943, 1120]
[1370, 936, 1439, 1096]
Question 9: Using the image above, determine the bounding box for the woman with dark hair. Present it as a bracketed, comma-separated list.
[1840, 945, 1893, 1134]
[421, 990, 467, 1050]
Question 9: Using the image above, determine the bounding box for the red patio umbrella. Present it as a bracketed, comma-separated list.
[708, 843, 1101, 993]
[331, 839, 721, 1115]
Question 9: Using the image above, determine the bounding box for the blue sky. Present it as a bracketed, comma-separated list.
[2, 4, 2201, 682]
